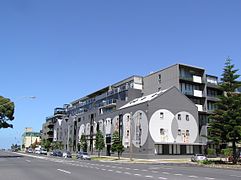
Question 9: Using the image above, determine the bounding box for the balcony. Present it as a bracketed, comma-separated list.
[195, 104, 204, 112]
[182, 90, 204, 98]
[207, 96, 220, 102]
[193, 90, 203, 97]
[99, 99, 117, 108]
[180, 75, 204, 84]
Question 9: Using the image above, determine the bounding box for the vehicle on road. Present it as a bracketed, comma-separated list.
[191, 154, 207, 162]
[51, 150, 63, 157]
[77, 152, 91, 160]
[63, 151, 72, 158]
[27, 148, 33, 153]
[40, 148, 47, 155]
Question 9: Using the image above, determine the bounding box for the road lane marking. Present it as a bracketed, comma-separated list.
[162, 172, 170, 175]
[124, 172, 131, 175]
[134, 174, 141, 176]
[230, 175, 241, 178]
[205, 177, 215, 180]
[134, 169, 139, 171]
[25, 160, 31, 163]
[145, 175, 153, 178]
[57, 169, 71, 174]
[125, 167, 130, 170]
[101, 169, 106, 171]
[174, 174, 183, 176]
[158, 177, 167, 180]
[108, 169, 113, 172]
[188, 175, 198, 178]
[142, 169, 147, 172]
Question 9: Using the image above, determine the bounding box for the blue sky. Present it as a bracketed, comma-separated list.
[0, 0, 241, 149]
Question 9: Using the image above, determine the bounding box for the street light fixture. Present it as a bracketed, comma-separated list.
[0, 96, 36, 107]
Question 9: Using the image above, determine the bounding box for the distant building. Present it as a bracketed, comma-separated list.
[21, 128, 41, 150]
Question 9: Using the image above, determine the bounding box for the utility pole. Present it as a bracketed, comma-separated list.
[129, 112, 133, 161]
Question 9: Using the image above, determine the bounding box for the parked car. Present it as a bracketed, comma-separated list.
[77, 152, 91, 160]
[63, 151, 72, 158]
[27, 148, 33, 153]
[191, 154, 207, 162]
[40, 148, 47, 155]
[52, 150, 63, 157]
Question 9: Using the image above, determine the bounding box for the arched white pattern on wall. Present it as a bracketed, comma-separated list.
[78, 124, 85, 140]
[105, 118, 112, 135]
[132, 110, 148, 148]
[122, 113, 131, 148]
[149, 109, 175, 143]
[175, 111, 198, 143]
[149, 109, 198, 144]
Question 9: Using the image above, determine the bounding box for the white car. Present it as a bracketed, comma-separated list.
[40, 149, 47, 155]
[191, 154, 207, 162]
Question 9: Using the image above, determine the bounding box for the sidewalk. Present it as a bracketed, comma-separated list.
[91, 155, 191, 164]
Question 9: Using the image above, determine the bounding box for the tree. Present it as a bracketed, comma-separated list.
[0, 96, 14, 129]
[41, 139, 51, 151]
[208, 58, 241, 164]
[51, 141, 64, 150]
[79, 135, 87, 152]
[111, 131, 124, 159]
[95, 130, 105, 157]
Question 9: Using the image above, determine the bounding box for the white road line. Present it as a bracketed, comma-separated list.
[125, 167, 130, 170]
[158, 177, 167, 180]
[134, 174, 141, 176]
[96, 167, 100, 170]
[162, 172, 170, 175]
[108, 169, 113, 172]
[174, 174, 183, 176]
[57, 169, 71, 174]
[188, 175, 198, 178]
[205, 177, 215, 180]
[134, 169, 139, 171]
[142, 169, 147, 172]
[145, 175, 153, 178]
[124, 172, 131, 175]
[25, 160, 31, 163]
[230, 175, 241, 178]
[101, 169, 106, 171]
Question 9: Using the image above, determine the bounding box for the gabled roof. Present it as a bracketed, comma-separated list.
[119, 88, 169, 109]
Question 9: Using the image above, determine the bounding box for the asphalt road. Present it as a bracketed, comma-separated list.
[0, 151, 241, 180]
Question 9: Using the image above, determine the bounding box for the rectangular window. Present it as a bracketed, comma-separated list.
[160, 112, 164, 119]
[160, 128, 165, 135]
[158, 74, 161, 83]
[178, 129, 181, 135]
[178, 114, 181, 120]
[139, 112, 142, 119]
[186, 115, 189, 121]
[186, 130, 190, 136]
[127, 115, 130, 122]
[127, 130, 129, 136]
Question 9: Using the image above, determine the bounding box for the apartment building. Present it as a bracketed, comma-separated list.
[143, 64, 222, 144]
[42, 64, 222, 158]
[22, 128, 41, 150]
[42, 107, 66, 143]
